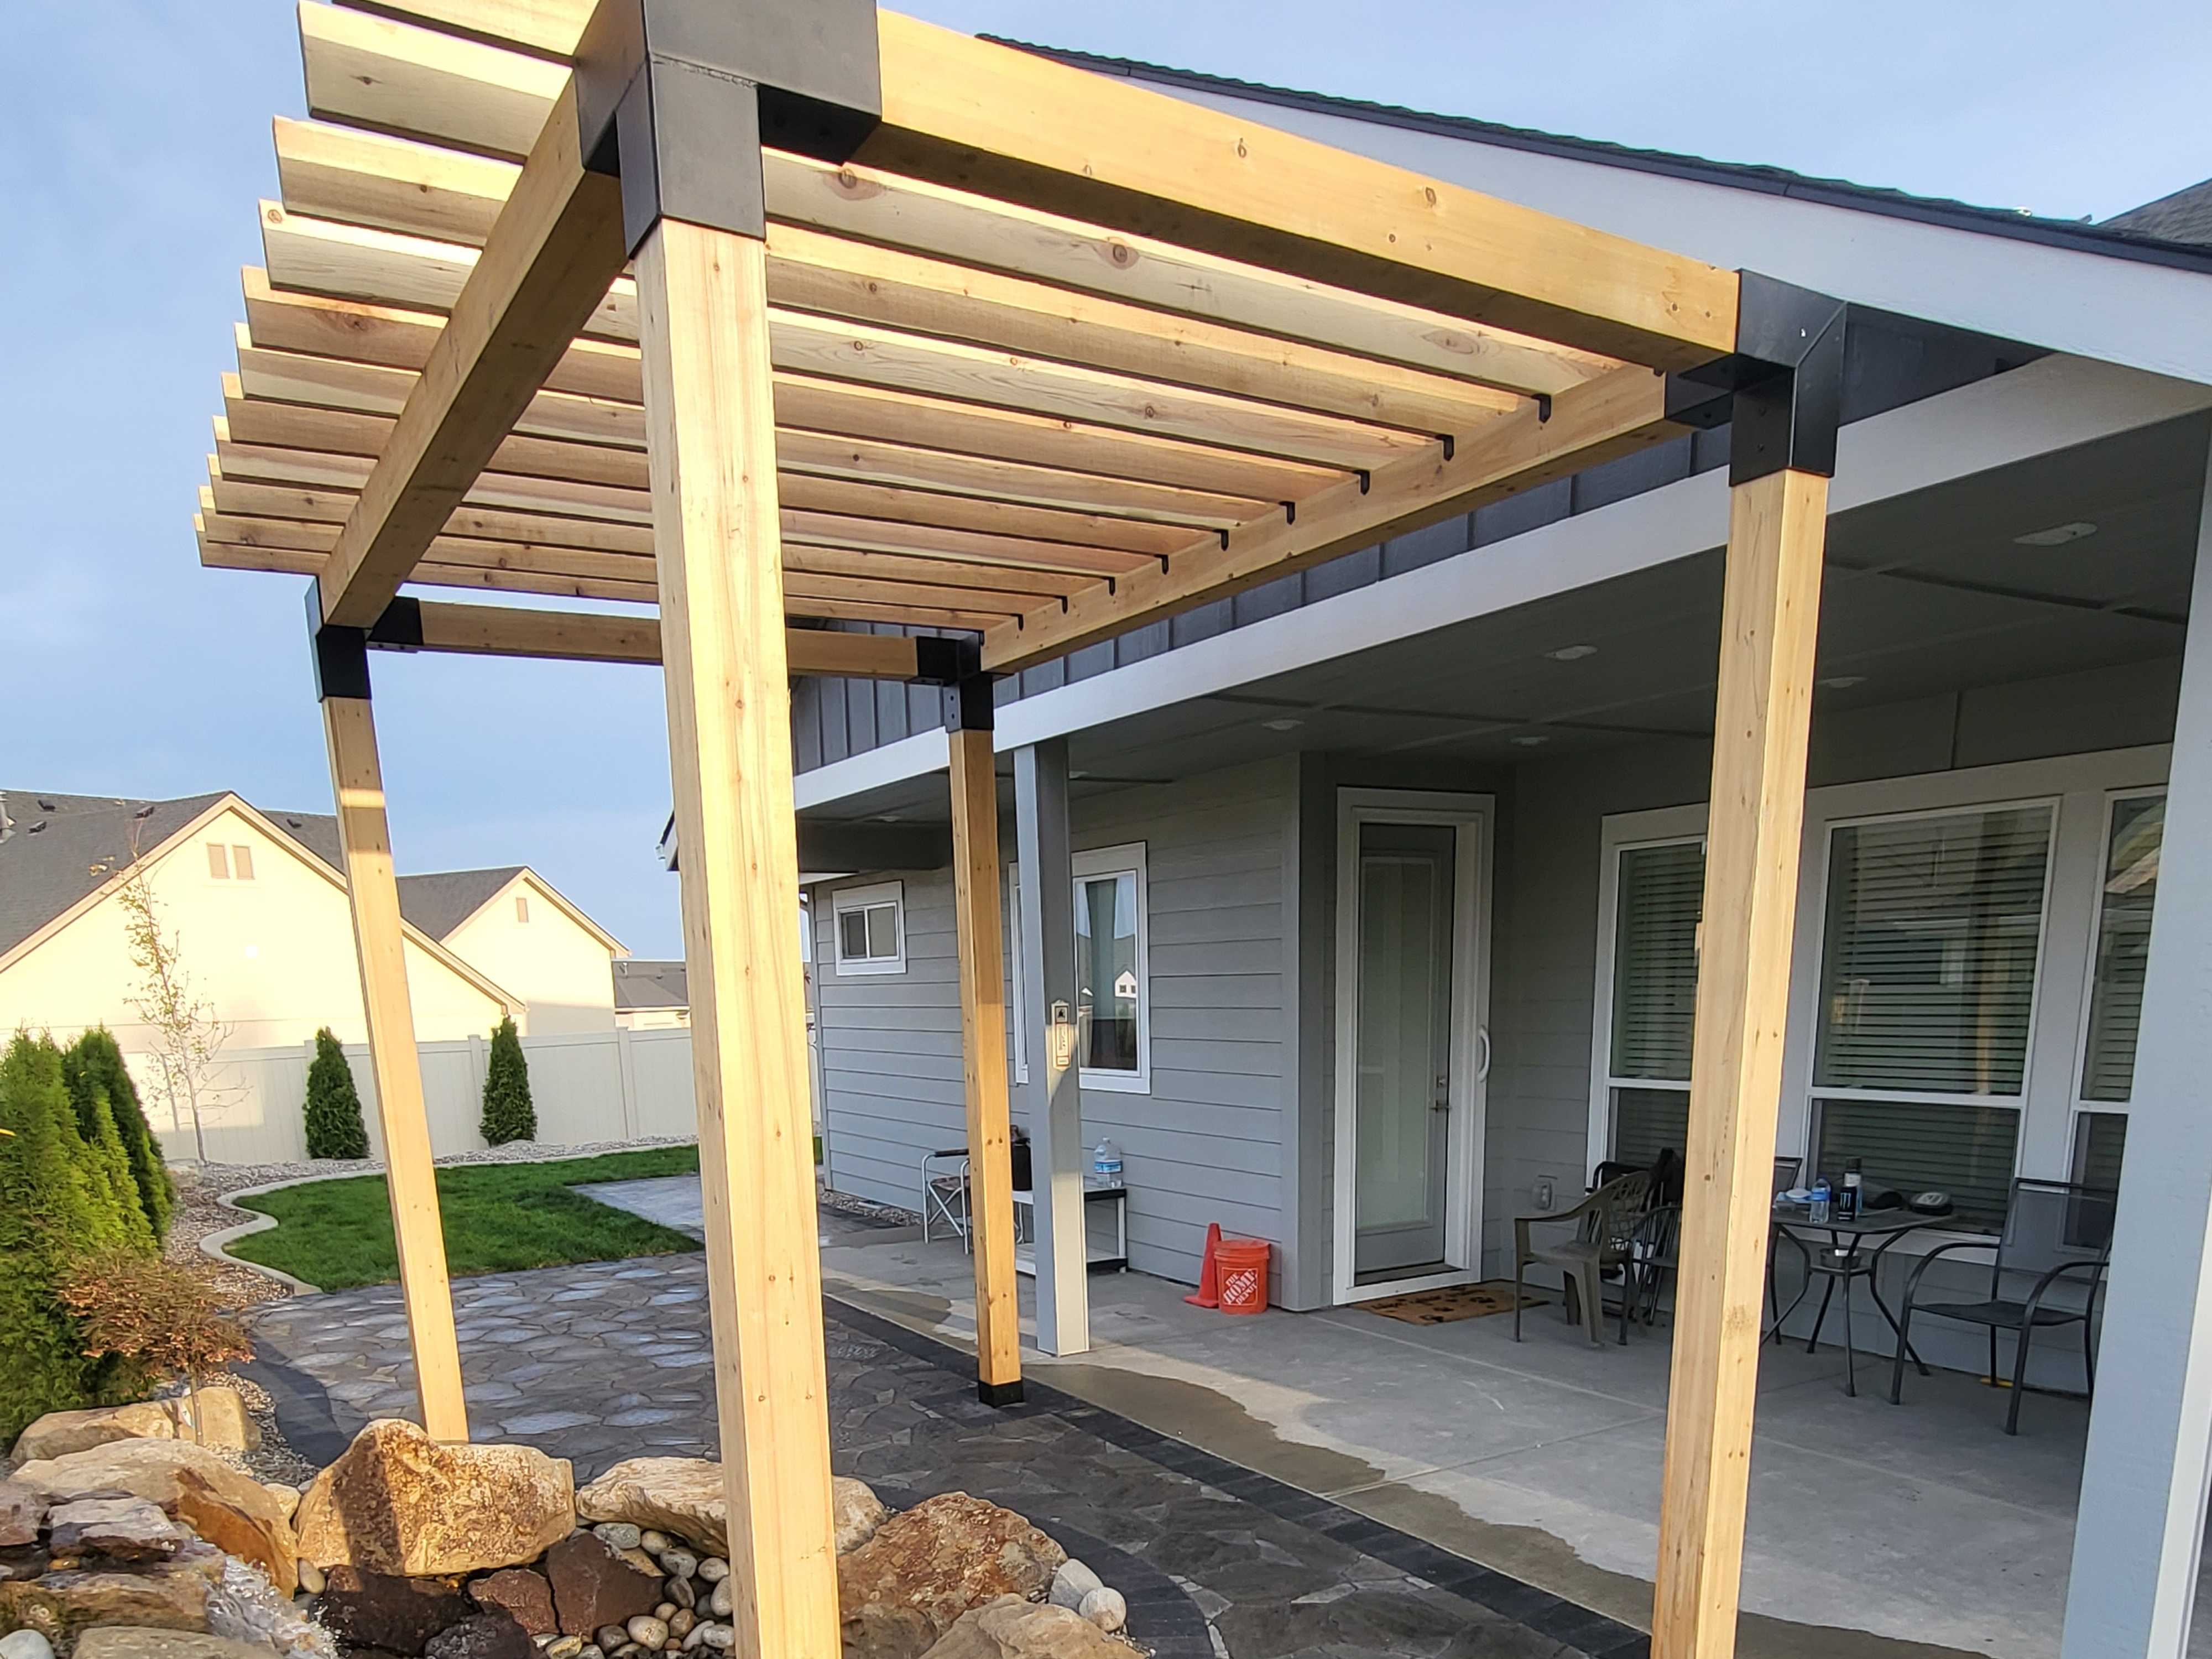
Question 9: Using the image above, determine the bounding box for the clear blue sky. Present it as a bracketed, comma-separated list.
[6, 0, 2208, 959]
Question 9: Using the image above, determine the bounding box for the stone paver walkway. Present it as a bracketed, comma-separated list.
[246, 1245, 1644, 1659]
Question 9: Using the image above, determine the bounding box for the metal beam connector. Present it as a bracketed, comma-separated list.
[942, 672, 997, 734]
[307, 582, 372, 701]
[1665, 272, 1849, 484]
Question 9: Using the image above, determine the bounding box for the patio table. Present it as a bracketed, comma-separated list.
[1767, 1206, 1940, 1396]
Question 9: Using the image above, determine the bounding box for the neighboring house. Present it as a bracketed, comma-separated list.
[612, 958, 690, 1029]
[0, 790, 628, 1053]
[782, 56, 2212, 1341]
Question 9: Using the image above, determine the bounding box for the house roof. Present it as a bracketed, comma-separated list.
[612, 958, 688, 1012]
[1000, 41, 2212, 279]
[0, 790, 611, 958]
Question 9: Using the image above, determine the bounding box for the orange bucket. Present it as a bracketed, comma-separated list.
[1214, 1237, 1271, 1314]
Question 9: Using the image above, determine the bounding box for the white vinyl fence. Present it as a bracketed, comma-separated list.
[134, 1026, 700, 1165]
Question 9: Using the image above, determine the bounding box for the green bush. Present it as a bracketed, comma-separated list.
[0, 1034, 113, 1440]
[478, 1015, 536, 1146]
[62, 1028, 172, 1240]
[304, 1027, 370, 1160]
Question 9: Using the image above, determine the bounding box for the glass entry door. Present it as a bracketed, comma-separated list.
[1352, 823, 1458, 1280]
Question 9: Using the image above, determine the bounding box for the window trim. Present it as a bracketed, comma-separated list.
[2070, 785, 2166, 1115]
[1072, 842, 1150, 1094]
[1006, 859, 1028, 1085]
[831, 880, 907, 977]
[207, 842, 230, 880]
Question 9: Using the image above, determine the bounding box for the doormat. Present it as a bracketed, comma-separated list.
[1361, 1281, 1546, 1324]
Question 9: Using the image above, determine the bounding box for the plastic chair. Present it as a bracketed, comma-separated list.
[1889, 1178, 2116, 1434]
[1516, 1170, 1656, 1346]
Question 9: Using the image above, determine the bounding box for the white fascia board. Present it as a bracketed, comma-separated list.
[796, 355, 2212, 811]
[1173, 89, 2212, 390]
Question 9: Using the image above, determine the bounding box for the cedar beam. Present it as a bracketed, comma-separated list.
[375, 597, 929, 679]
[316, 667, 470, 1443]
[317, 80, 626, 626]
[639, 216, 839, 1658]
[945, 687, 1024, 1404]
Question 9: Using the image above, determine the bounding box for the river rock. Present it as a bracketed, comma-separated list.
[665, 1576, 695, 1611]
[589, 1525, 641, 1554]
[294, 1420, 573, 1577]
[657, 1548, 696, 1582]
[623, 1616, 666, 1651]
[311, 1566, 475, 1655]
[693, 1559, 726, 1584]
[426, 1614, 538, 1659]
[1074, 1590, 1122, 1635]
[836, 1495, 1066, 1659]
[1045, 1559, 1100, 1613]
[0, 1567, 211, 1645]
[47, 1498, 185, 1563]
[472, 1568, 557, 1635]
[11, 1441, 299, 1595]
[833, 1480, 886, 1557]
[77, 1632, 281, 1659]
[706, 1580, 729, 1619]
[0, 1632, 53, 1659]
[916, 1598, 1125, 1659]
[544, 1533, 664, 1637]
[0, 1481, 46, 1550]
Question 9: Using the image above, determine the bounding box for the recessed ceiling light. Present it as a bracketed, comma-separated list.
[2012, 521, 2098, 547]
[1820, 675, 1866, 690]
[1510, 734, 1550, 747]
[1547, 644, 1599, 661]
[1261, 717, 1304, 732]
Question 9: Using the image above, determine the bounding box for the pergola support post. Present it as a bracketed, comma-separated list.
[309, 620, 469, 1443]
[943, 672, 1024, 1404]
[2060, 433, 2212, 1659]
[1652, 278, 1844, 1659]
[1015, 738, 1091, 1357]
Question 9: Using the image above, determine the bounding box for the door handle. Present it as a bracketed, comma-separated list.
[1475, 1026, 1491, 1082]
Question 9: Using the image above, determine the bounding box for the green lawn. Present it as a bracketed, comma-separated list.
[228, 1145, 703, 1291]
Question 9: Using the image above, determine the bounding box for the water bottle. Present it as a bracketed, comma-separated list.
[1092, 1138, 1123, 1182]
[1809, 1177, 1832, 1225]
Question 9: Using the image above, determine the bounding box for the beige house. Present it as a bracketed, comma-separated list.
[0, 790, 627, 1056]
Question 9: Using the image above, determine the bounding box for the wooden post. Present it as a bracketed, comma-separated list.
[637, 215, 839, 1659]
[321, 691, 470, 1442]
[946, 713, 1024, 1402]
[1652, 466, 1830, 1657]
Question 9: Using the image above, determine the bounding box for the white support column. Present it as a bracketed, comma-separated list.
[1015, 738, 1089, 1356]
[2063, 437, 2212, 1659]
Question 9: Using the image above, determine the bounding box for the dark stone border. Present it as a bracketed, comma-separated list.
[827, 1296, 1653, 1659]
[1035, 1522, 1212, 1659]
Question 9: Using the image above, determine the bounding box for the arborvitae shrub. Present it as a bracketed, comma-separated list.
[478, 1015, 536, 1146]
[63, 1027, 172, 1239]
[304, 1027, 370, 1160]
[0, 1035, 104, 1439]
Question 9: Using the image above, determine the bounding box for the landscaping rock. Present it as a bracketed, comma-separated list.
[294, 1421, 573, 1578]
[77, 1631, 280, 1659]
[46, 1498, 185, 1563]
[471, 1568, 557, 1636]
[656, 1549, 695, 1583]
[575, 1465, 727, 1560]
[705, 1581, 729, 1620]
[0, 1631, 53, 1659]
[168, 1390, 258, 1455]
[11, 1404, 180, 1464]
[1073, 1590, 1122, 1635]
[11, 1439, 299, 1595]
[832, 1480, 886, 1558]
[0, 1481, 45, 1550]
[622, 1616, 666, 1651]
[0, 1567, 211, 1645]
[1045, 1560, 1099, 1613]
[836, 1495, 1066, 1659]
[588, 1525, 640, 1554]
[664, 1577, 694, 1611]
[296, 1561, 325, 1596]
[206, 1554, 336, 1659]
[426, 1615, 537, 1659]
[542, 1533, 664, 1638]
[916, 1598, 1125, 1659]
[544, 1637, 583, 1659]
[692, 1559, 726, 1585]
[311, 1566, 476, 1655]
[0, 1549, 51, 1583]
[262, 1485, 300, 1524]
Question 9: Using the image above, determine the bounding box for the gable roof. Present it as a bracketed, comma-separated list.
[395, 866, 526, 940]
[612, 958, 688, 1011]
[1001, 41, 2212, 279]
[2105, 179, 2212, 248]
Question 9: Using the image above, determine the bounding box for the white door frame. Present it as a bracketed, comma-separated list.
[1331, 787, 1494, 1303]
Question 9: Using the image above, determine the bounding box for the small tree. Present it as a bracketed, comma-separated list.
[0, 1035, 105, 1439]
[64, 1028, 173, 1239]
[479, 1015, 535, 1145]
[59, 1249, 253, 1442]
[304, 1027, 369, 1160]
[113, 842, 231, 1165]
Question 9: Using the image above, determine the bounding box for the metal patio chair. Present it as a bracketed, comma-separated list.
[1516, 1169, 1656, 1346]
[1888, 1177, 2117, 1434]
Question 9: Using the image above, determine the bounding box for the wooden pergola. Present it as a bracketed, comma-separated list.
[190, 3, 1853, 1653]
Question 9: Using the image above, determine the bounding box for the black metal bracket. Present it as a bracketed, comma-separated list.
[977, 1379, 1025, 1408]
[306, 584, 372, 702]
[1663, 272, 1849, 485]
[941, 672, 997, 734]
[366, 596, 426, 651]
[911, 635, 980, 687]
[575, 0, 883, 253]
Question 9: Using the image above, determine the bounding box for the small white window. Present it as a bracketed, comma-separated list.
[515, 893, 531, 923]
[231, 844, 255, 881]
[832, 881, 906, 976]
[1074, 843, 1149, 1093]
[207, 843, 230, 879]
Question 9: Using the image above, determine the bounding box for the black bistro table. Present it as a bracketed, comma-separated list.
[1767, 1205, 1940, 1396]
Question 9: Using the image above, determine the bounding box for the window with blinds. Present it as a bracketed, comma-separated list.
[1814, 805, 2054, 1096]
[1812, 1098, 2021, 1230]
[1609, 841, 1704, 1081]
[1614, 1087, 1691, 1168]
[2072, 1110, 2127, 1192]
[2081, 793, 2162, 1103]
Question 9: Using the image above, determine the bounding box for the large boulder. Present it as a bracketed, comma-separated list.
[916, 1598, 1126, 1659]
[45, 1498, 184, 1563]
[11, 1441, 298, 1595]
[293, 1421, 573, 1578]
[540, 1534, 662, 1638]
[309, 1566, 475, 1656]
[576, 1460, 883, 1563]
[0, 1568, 210, 1647]
[168, 1391, 258, 1456]
[9, 1393, 257, 1465]
[836, 1495, 1065, 1659]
